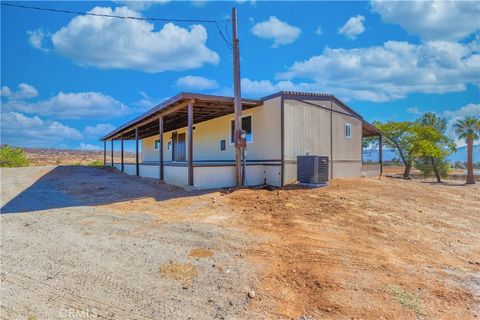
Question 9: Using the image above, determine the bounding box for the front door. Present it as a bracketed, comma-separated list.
[174, 133, 186, 161]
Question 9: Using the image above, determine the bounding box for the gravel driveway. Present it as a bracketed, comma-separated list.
[1, 166, 263, 320]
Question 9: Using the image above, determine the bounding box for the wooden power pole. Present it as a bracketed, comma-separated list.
[232, 7, 242, 187]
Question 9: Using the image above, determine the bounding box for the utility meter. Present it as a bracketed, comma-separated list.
[235, 129, 247, 149]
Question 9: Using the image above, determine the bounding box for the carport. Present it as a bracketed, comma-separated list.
[100, 92, 262, 186]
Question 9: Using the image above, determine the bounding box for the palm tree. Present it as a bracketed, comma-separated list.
[454, 116, 480, 184]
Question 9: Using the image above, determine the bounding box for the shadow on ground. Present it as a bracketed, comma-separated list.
[1, 166, 213, 214]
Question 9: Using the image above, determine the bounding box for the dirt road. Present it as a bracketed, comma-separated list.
[1, 166, 479, 319]
[1, 166, 265, 319]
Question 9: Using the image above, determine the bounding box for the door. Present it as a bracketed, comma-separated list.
[174, 133, 186, 161]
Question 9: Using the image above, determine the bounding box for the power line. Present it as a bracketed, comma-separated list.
[1, 2, 230, 24]
[215, 21, 233, 49]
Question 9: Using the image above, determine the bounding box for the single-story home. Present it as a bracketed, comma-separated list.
[100, 91, 382, 189]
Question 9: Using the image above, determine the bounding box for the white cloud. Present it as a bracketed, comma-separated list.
[371, 0, 480, 41]
[251, 16, 301, 47]
[0, 112, 82, 148]
[315, 26, 323, 36]
[27, 28, 49, 52]
[79, 143, 101, 150]
[3, 85, 130, 119]
[443, 103, 480, 146]
[1, 83, 38, 100]
[406, 107, 421, 115]
[236, 0, 256, 5]
[134, 91, 166, 110]
[275, 39, 480, 102]
[191, 1, 207, 7]
[338, 15, 365, 40]
[36, 6, 218, 73]
[175, 75, 219, 90]
[84, 124, 116, 138]
[114, 1, 170, 11]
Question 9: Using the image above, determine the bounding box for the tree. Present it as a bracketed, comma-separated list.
[413, 113, 456, 182]
[374, 121, 417, 178]
[454, 116, 480, 184]
[0, 145, 29, 167]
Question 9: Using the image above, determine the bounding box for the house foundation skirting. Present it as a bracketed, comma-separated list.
[111, 162, 281, 189]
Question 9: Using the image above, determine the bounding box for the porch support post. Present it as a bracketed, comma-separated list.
[159, 116, 164, 180]
[379, 133, 383, 176]
[187, 101, 194, 186]
[103, 141, 106, 166]
[111, 140, 114, 167]
[121, 135, 124, 172]
[135, 128, 139, 176]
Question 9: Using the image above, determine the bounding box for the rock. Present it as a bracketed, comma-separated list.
[247, 291, 256, 299]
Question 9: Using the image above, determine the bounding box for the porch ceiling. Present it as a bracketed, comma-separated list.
[101, 93, 262, 141]
[362, 121, 381, 137]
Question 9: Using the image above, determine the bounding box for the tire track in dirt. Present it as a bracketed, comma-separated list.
[2, 272, 151, 319]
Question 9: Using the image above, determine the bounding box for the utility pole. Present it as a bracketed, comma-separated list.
[232, 7, 242, 187]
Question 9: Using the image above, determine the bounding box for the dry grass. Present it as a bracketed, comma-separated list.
[189, 248, 214, 258]
[160, 261, 198, 283]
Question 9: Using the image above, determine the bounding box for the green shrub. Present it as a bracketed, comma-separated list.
[88, 160, 103, 167]
[0, 145, 29, 167]
[414, 157, 451, 179]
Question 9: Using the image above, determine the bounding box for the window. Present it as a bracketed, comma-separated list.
[345, 123, 352, 138]
[154, 139, 160, 150]
[167, 140, 172, 151]
[220, 139, 226, 151]
[230, 115, 253, 144]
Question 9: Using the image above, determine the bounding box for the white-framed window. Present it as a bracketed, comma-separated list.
[230, 114, 253, 144]
[155, 139, 172, 150]
[345, 123, 352, 139]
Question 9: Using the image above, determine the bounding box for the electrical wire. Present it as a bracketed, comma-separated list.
[1, 2, 230, 24]
[2, 2, 234, 49]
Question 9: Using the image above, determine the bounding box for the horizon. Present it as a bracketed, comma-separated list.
[1, 1, 479, 152]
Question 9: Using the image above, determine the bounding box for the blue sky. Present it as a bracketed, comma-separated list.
[1, 0, 479, 150]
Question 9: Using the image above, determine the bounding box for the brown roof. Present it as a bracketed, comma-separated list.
[100, 92, 262, 141]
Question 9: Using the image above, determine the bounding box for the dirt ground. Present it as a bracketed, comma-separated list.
[1, 166, 479, 319]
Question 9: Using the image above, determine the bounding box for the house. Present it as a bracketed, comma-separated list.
[100, 91, 382, 189]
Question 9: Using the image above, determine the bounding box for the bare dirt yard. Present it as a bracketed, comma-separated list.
[1, 166, 479, 319]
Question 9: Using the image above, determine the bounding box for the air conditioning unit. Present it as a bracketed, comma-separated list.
[297, 155, 329, 187]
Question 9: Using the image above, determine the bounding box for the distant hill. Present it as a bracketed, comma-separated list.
[1, 146, 136, 166]
[363, 145, 480, 163]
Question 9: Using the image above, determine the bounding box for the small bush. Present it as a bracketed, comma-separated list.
[88, 160, 103, 167]
[0, 145, 29, 167]
[387, 284, 423, 314]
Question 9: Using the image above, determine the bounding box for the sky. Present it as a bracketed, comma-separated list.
[1, 0, 479, 151]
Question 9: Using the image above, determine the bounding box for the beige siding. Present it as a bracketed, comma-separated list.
[164, 166, 188, 187]
[361, 164, 381, 177]
[283, 98, 363, 183]
[332, 112, 362, 161]
[284, 99, 331, 160]
[332, 161, 362, 178]
[332, 100, 354, 115]
[194, 165, 268, 189]
[142, 97, 281, 163]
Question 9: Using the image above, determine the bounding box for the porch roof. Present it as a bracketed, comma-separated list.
[362, 120, 382, 137]
[100, 92, 262, 141]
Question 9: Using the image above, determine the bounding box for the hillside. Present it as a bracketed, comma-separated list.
[18, 147, 136, 166]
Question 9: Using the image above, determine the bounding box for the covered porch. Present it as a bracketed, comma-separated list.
[361, 121, 383, 177]
[101, 92, 263, 189]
